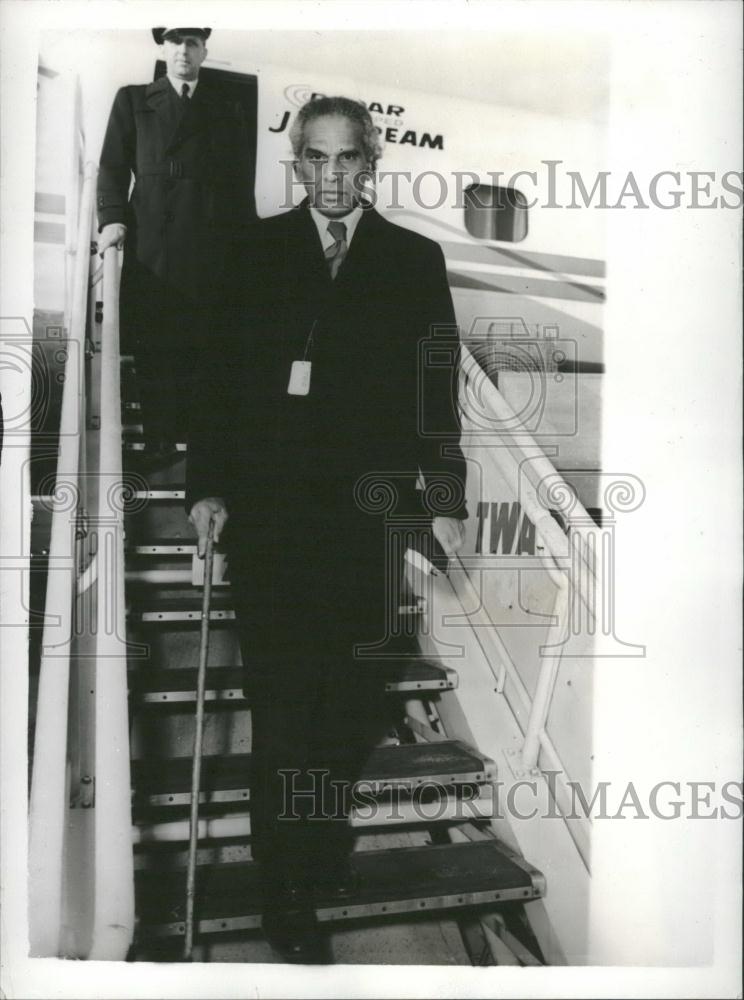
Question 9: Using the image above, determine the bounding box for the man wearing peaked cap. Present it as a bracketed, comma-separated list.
[151, 27, 212, 45]
[97, 26, 254, 463]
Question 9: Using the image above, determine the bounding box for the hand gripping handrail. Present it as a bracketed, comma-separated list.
[28, 163, 95, 956]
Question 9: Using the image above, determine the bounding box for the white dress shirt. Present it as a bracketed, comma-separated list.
[167, 76, 199, 99]
[309, 204, 364, 251]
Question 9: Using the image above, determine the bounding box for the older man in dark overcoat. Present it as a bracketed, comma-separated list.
[97, 27, 254, 457]
[187, 96, 468, 962]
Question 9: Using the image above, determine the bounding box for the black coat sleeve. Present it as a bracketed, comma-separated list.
[97, 87, 136, 231]
[184, 302, 243, 511]
[414, 240, 469, 521]
[185, 234, 260, 512]
[233, 101, 258, 230]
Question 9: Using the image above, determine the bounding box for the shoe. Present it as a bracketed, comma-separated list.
[261, 870, 333, 965]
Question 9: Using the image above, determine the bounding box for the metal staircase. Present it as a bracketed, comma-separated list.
[120, 389, 546, 962]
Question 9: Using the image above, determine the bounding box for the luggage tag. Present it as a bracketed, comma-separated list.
[288, 320, 317, 395]
[287, 359, 311, 395]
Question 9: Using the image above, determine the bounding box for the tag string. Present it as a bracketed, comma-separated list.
[303, 318, 319, 362]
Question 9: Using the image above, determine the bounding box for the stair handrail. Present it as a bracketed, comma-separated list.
[453, 343, 601, 845]
[459, 343, 599, 563]
[86, 244, 134, 958]
[28, 161, 96, 956]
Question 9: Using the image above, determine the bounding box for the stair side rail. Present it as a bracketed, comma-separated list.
[85, 244, 134, 958]
[28, 162, 95, 957]
[450, 344, 605, 840]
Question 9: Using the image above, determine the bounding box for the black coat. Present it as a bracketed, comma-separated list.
[97, 76, 254, 300]
[187, 203, 468, 666]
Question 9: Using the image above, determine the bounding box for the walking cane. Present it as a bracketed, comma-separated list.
[183, 518, 215, 960]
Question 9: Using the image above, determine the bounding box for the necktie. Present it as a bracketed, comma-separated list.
[180, 83, 190, 106]
[324, 220, 348, 280]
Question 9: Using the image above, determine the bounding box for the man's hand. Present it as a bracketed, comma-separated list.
[432, 516, 466, 557]
[98, 223, 127, 256]
[189, 497, 229, 557]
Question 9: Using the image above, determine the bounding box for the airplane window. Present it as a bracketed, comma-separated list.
[463, 184, 528, 243]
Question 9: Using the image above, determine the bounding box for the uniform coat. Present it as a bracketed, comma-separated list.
[186, 201, 469, 871]
[97, 75, 254, 440]
[97, 75, 254, 299]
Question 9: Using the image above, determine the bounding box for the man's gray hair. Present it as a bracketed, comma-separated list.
[289, 96, 383, 169]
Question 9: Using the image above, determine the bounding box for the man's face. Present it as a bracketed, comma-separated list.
[162, 34, 207, 81]
[295, 115, 372, 217]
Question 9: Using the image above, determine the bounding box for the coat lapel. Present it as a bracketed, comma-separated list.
[170, 82, 214, 149]
[145, 76, 214, 153]
[144, 77, 181, 149]
[287, 203, 334, 300]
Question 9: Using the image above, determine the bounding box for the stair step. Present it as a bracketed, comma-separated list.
[132, 740, 495, 808]
[124, 440, 187, 453]
[132, 659, 457, 704]
[130, 489, 185, 502]
[378, 660, 458, 692]
[133, 783, 495, 843]
[134, 667, 246, 704]
[129, 592, 426, 623]
[126, 539, 197, 555]
[135, 840, 545, 938]
[129, 594, 236, 624]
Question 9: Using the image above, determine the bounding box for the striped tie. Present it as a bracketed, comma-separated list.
[324, 220, 348, 279]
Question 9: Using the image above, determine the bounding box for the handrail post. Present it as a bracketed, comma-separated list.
[521, 576, 570, 772]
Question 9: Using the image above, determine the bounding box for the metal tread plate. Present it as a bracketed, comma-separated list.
[132, 740, 494, 806]
[129, 593, 236, 624]
[135, 840, 545, 937]
[132, 660, 456, 702]
[378, 660, 458, 692]
[126, 539, 197, 555]
[132, 784, 497, 843]
[124, 440, 187, 452]
[133, 667, 247, 704]
[129, 599, 424, 622]
[130, 489, 186, 501]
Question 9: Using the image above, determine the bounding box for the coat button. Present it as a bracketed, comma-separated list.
[164, 211, 175, 222]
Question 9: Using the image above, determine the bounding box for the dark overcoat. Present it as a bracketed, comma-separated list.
[97, 75, 254, 302]
[187, 202, 468, 668]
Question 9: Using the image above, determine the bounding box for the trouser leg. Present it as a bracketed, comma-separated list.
[122, 269, 206, 445]
[248, 655, 391, 874]
[231, 533, 399, 874]
[302, 660, 391, 865]
[249, 664, 323, 873]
